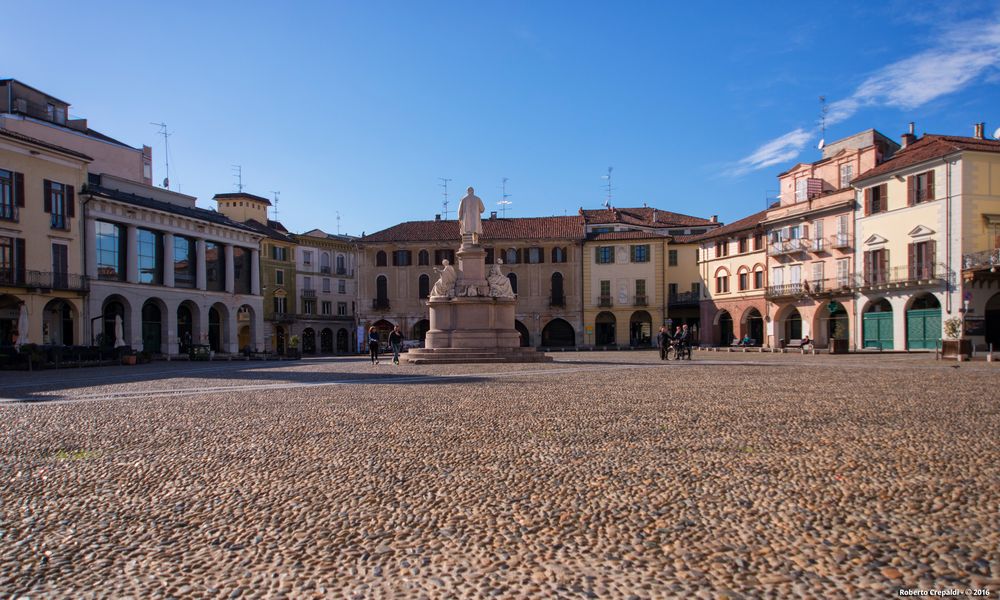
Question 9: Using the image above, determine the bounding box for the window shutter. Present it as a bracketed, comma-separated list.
[864, 250, 872, 282]
[864, 188, 871, 215]
[516, 248, 522, 264]
[539, 247, 544, 263]
[880, 249, 889, 281]
[879, 184, 888, 210]
[14, 172, 25, 207]
[802, 224, 809, 239]
[907, 243, 916, 279]
[66, 185, 75, 218]
[15, 238, 26, 284]
[43, 180, 52, 213]
[907, 176, 915, 206]
[926, 170, 935, 201]
[928, 240, 937, 275]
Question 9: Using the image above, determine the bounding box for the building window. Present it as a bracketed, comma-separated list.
[303, 250, 313, 266]
[393, 249, 412, 266]
[507, 273, 518, 294]
[840, 164, 854, 187]
[504, 248, 519, 265]
[338, 279, 346, 294]
[0, 169, 17, 221]
[668, 283, 678, 298]
[715, 273, 730, 293]
[46, 181, 70, 230]
[527, 247, 544, 264]
[911, 171, 935, 205]
[419, 274, 430, 299]
[551, 247, 567, 263]
[51, 243, 69, 288]
[909, 240, 936, 279]
[738, 270, 749, 291]
[668, 249, 678, 266]
[173, 235, 194, 287]
[631, 245, 650, 263]
[303, 299, 315, 315]
[596, 246, 614, 264]
[233, 247, 251, 294]
[273, 296, 287, 314]
[599, 279, 611, 304]
[337, 302, 347, 316]
[272, 245, 288, 261]
[336, 254, 347, 274]
[96, 221, 125, 281]
[418, 249, 429, 266]
[375, 250, 387, 266]
[715, 240, 729, 257]
[753, 233, 763, 251]
[864, 248, 889, 284]
[275, 269, 284, 285]
[738, 237, 748, 254]
[485, 247, 495, 264]
[635, 279, 646, 303]
[320, 252, 330, 272]
[303, 276, 312, 290]
[323, 278, 331, 293]
[322, 301, 332, 315]
[837, 259, 850, 287]
[434, 249, 455, 265]
[0, 236, 19, 284]
[865, 184, 888, 215]
[753, 269, 764, 289]
[205, 242, 224, 291]
[137, 228, 163, 285]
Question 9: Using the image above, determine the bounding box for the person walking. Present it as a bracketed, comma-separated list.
[368, 326, 380, 365]
[388, 325, 404, 365]
[657, 326, 670, 361]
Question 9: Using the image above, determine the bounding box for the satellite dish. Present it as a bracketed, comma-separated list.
[993, 127, 1000, 140]
[817, 138, 825, 150]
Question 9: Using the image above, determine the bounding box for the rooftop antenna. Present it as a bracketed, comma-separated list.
[817, 96, 828, 150]
[269, 190, 280, 222]
[231, 165, 244, 193]
[601, 166, 613, 207]
[498, 177, 513, 218]
[438, 177, 452, 219]
[150, 122, 171, 188]
[336, 210, 341, 235]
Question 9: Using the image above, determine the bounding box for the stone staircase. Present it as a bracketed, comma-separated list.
[404, 347, 552, 364]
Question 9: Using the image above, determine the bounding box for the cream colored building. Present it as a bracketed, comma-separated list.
[293, 229, 358, 354]
[0, 129, 90, 347]
[664, 241, 702, 327]
[854, 126, 1000, 351]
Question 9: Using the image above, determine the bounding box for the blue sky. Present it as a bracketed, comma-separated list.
[4, 1, 1000, 235]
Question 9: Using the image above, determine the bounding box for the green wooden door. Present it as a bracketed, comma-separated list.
[906, 308, 941, 350]
[863, 312, 894, 350]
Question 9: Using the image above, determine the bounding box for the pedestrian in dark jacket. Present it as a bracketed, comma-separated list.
[657, 326, 670, 361]
[388, 326, 404, 365]
[368, 326, 380, 365]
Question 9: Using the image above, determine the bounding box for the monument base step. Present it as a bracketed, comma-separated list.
[405, 347, 552, 364]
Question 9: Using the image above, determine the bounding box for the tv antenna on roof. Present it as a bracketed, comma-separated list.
[231, 165, 244, 192]
[150, 122, 171, 188]
[817, 96, 828, 150]
[498, 177, 512, 218]
[269, 191, 280, 222]
[336, 211, 341, 235]
[601, 166, 613, 207]
[438, 177, 452, 219]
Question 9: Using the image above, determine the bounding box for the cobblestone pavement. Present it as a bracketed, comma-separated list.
[1, 352, 998, 598]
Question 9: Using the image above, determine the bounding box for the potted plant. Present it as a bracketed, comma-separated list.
[941, 317, 971, 360]
[287, 335, 301, 359]
[829, 321, 850, 354]
[121, 350, 137, 366]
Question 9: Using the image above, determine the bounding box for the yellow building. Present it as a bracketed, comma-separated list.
[664, 241, 702, 328]
[0, 129, 90, 348]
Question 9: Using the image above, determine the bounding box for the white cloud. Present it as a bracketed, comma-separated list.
[734, 18, 1000, 174]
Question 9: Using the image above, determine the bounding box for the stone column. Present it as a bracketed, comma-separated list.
[224, 244, 235, 293]
[250, 249, 261, 295]
[163, 233, 175, 287]
[84, 218, 97, 279]
[195, 239, 207, 291]
[126, 225, 139, 283]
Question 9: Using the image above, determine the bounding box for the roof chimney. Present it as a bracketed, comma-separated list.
[434, 214, 441, 221]
[974, 122, 985, 140]
[901, 122, 916, 148]
[490, 211, 497, 220]
[710, 215, 718, 223]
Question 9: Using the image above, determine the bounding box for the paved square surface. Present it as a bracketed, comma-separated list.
[1, 352, 998, 598]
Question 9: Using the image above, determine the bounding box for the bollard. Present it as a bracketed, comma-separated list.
[989, 343, 994, 363]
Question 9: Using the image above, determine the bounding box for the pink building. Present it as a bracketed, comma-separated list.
[763, 130, 899, 349]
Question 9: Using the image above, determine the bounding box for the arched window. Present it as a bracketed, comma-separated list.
[375, 251, 387, 267]
[418, 249, 429, 266]
[336, 254, 346, 274]
[550, 272, 564, 306]
[418, 274, 430, 299]
[737, 267, 750, 291]
[375, 275, 389, 309]
[320, 252, 331, 272]
[714, 268, 730, 294]
[507, 273, 518, 294]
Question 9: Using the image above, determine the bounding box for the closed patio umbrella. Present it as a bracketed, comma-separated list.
[114, 315, 126, 348]
[14, 304, 29, 349]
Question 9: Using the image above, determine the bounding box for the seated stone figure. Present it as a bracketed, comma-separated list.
[431, 259, 457, 297]
[488, 259, 515, 298]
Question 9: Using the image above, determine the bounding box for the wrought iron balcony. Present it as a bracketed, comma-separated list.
[633, 294, 648, 306]
[766, 276, 858, 299]
[668, 291, 700, 306]
[373, 298, 391, 310]
[320, 266, 332, 274]
[301, 288, 316, 299]
[810, 238, 825, 252]
[829, 233, 853, 250]
[962, 248, 1000, 272]
[859, 264, 949, 289]
[0, 270, 89, 291]
[597, 295, 613, 307]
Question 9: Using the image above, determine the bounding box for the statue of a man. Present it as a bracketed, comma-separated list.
[487, 259, 515, 298]
[430, 259, 457, 297]
[458, 187, 484, 237]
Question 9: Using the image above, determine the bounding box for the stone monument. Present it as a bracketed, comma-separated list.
[406, 187, 550, 364]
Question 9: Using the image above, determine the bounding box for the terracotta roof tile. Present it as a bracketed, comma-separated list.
[244, 218, 294, 242]
[854, 134, 1000, 183]
[676, 208, 769, 243]
[213, 192, 273, 206]
[361, 216, 585, 243]
[580, 206, 715, 227]
[587, 231, 670, 241]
